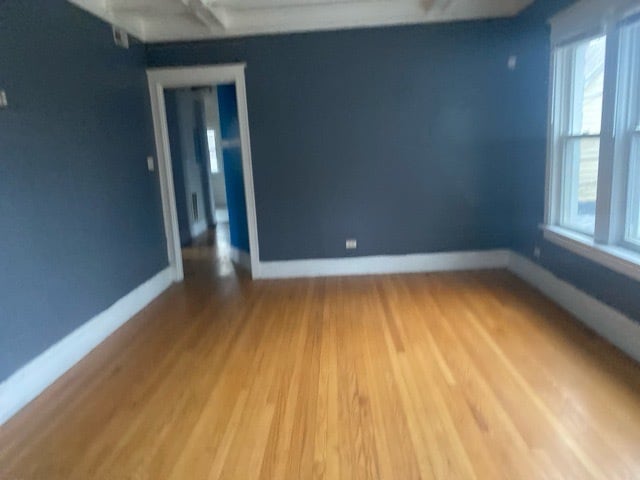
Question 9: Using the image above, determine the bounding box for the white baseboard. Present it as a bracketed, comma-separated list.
[508, 253, 640, 363]
[230, 246, 252, 271]
[255, 249, 510, 279]
[0, 267, 174, 426]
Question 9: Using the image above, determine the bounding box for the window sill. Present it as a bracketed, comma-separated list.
[541, 225, 640, 283]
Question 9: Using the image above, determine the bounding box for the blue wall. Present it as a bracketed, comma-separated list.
[509, 0, 640, 322]
[147, 6, 640, 323]
[146, 21, 519, 261]
[0, 0, 167, 381]
[217, 84, 250, 253]
[1, 0, 638, 387]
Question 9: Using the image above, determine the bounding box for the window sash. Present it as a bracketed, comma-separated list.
[549, 35, 606, 236]
[552, 38, 605, 138]
[611, 19, 640, 249]
[558, 134, 601, 235]
[622, 132, 640, 250]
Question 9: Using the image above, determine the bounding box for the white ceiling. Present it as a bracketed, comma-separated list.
[69, 0, 535, 43]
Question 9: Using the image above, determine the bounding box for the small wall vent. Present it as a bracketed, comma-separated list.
[112, 26, 130, 49]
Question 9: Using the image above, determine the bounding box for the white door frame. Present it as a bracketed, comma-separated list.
[147, 64, 259, 280]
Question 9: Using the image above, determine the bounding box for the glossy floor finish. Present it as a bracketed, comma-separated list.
[1, 231, 640, 479]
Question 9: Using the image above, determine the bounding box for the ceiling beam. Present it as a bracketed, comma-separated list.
[212, 0, 434, 11]
[68, 0, 147, 38]
[182, 0, 229, 29]
[102, 0, 189, 17]
[432, 0, 453, 10]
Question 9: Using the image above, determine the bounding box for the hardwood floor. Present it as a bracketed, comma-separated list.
[1, 232, 640, 479]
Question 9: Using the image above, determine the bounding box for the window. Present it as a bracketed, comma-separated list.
[627, 131, 640, 244]
[551, 35, 606, 235]
[546, 5, 640, 278]
[207, 128, 219, 174]
[620, 20, 640, 248]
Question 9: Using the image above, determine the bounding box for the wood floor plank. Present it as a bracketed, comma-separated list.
[1, 231, 640, 479]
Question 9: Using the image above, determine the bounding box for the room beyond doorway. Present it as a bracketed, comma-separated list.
[147, 65, 258, 281]
[163, 82, 251, 279]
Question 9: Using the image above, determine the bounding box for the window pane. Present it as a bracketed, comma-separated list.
[207, 129, 219, 174]
[626, 135, 640, 244]
[620, 20, 640, 130]
[561, 137, 600, 233]
[571, 36, 606, 135]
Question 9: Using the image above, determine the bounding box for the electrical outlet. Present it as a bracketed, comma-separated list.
[147, 156, 155, 172]
[533, 246, 541, 259]
[346, 239, 357, 250]
[508, 55, 517, 70]
[0, 90, 7, 108]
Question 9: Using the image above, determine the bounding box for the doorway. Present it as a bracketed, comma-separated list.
[147, 65, 259, 281]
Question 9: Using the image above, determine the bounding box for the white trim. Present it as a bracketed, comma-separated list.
[508, 253, 640, 363]
[549, 0, 638, 46]
[147, 64, 259, 281]
[544, 47, 557, 226]
[0, 267, 174, 426]
[542, 225, 640, 282]
[229, 246, 252, 270]
[149, 78, 184, 282]
[254, 249, 510, 279]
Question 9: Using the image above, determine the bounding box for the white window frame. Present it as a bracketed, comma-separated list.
[544, 1, 640, 281]
[618, 19, 640, 252]
[626, 129, 640, 249]
[548, 35, 606, 236]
